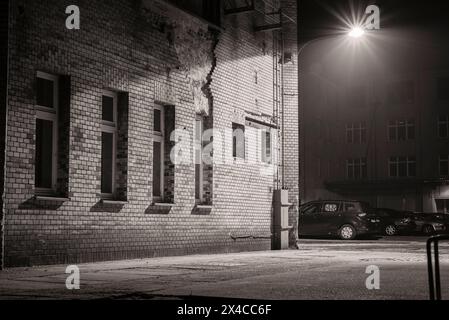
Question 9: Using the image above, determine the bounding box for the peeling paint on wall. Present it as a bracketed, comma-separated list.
[171, 19, 215, 116]
[141, 0, 217, 116]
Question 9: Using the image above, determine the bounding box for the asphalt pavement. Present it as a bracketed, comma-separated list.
[0, 236, 448, 300]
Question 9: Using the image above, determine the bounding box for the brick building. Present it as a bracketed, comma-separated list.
[0, 0, 298, 268]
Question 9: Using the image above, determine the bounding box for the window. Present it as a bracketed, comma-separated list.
[388, 120, 415, 141]
[437, 77, 449, 100]
[346, 122, 367, 144]
[389, 156, 416, 178]
[440, 155, 449, 176]
[153, 105, 165, 199]
[346, 158, 367, 180]
[388, 81, 414, 104]
[101, 91, 118, 197]
[232, 123, 245, 159]
[324, 202, 340, 213]
[195, 116, 203, 202]
[261, 130, 272, 164]
[301, 202, 321, 215]
[438, 115, 449, 138]
[35, 72, 59, 194]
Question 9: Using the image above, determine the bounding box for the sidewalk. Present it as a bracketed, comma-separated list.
[0, 239, 448, 300]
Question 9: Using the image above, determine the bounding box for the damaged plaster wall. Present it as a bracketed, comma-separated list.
[142, 0, 217, 116]
[171, 19, 216, 116]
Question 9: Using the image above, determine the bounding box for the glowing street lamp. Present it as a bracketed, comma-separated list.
[348, 26, 366, 38]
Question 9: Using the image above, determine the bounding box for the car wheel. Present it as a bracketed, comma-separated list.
[422, 225, 434, 235]
[339, 224, 356, 240]
[385, 225, 397, 236]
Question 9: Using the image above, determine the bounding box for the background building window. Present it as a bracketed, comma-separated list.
[153, 105, 165, 200]
[389, 156, 416, 178]
[101, 91, 117, 198]
[35, 72, 59, 194]
[232, 123, 245, 159]
[388, 120, 415, 141]
[438, 115, 449, 138]
[440, 155, 449, 176]
[346, 158, 367, 180]
[346, 122, 366, 144]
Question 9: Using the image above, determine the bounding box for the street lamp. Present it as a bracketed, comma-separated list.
[348, 26, 366, 38]
[295, 27, 366, 248]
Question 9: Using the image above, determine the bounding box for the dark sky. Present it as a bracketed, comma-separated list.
[299, 0, 449, 40]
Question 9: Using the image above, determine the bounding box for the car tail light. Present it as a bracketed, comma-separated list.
[357, 213, 367, 218]
[400, 218, 411, 224]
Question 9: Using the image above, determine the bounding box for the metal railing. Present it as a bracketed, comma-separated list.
[427, 235, 449, 300]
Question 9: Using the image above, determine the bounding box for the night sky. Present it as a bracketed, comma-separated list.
[299, 0, 449, 40]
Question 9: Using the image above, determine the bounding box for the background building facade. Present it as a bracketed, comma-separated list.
[301, 29, 449, 213]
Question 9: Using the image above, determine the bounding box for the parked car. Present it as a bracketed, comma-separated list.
[411, 213, 446, 235]
[440, 214, 449, 233]
[298, 200, 381, 240]
[374, 208, 415, 236]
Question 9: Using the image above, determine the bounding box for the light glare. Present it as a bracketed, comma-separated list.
[349, 27, 365, 38]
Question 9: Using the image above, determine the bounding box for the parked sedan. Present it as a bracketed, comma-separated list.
[374, 208, 415, 236]
[411, 213, 446, 235]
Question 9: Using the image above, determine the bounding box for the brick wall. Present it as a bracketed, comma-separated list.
[0, 0, 10, 269]
[3, 0, 292, 267]
[280, 0, 299, 246]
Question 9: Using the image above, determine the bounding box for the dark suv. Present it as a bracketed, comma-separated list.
[299, 200, 381, 240]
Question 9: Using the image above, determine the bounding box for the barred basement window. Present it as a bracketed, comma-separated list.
[232, 123, 245, 159]
[35, 72, 59, 195]
[440, 155, 449, 176]
[389, 156, 416, 178]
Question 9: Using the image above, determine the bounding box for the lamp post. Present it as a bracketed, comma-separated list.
[295, 27, 366, 247]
